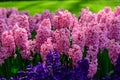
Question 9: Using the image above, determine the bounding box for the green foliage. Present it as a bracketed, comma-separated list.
[94, 49, 114, 79]
[0, 46, 42, 79]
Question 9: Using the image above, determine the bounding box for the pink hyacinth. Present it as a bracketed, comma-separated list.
[72, 27, 86, 52]
[0, 19, 7, 32]
[14, 27, 31, 60]
[35, 19, 52, 53]
[69, 16, 79, 30]
[33, 11, 53, 30]
[85, 23, 99, 78]
[28, 17, 38, 33]
[108, 15, 120, 42]
[97, 7, 113, 25]
[19, 10, 30, 16]
[0, 8, 7, 18]
[41, 37, 56, 62]
[20, 49, 32, 60]
[0, 19, 8, 44]
[6, 8, 19, 18]
[96, 23, 109, 52]
[68, 44, 82, 66]
[1, 30, 15, 56]
[86, 46, 98, 60]
[53, 9, 75, 29]
[106, 39, 120, 65]
[7, 14, 31, 37]
[14, 27, 28, 49]
[85, 23, 99, 51]
[114, 6, 120, 17]
[87, 58, 98, 78]
[40, 10, 53, 26]
[33, 14, 41, 24]
[53, 28, 70, 54]
[107, 6, 120, 42]
[97, 7, 113, 44]
[29, 14, 42, 32]
[99, 33, 109, 52]
[78, 8, 96, 27]
[40, 18, 51, 29]
[28, 40, 36, 55]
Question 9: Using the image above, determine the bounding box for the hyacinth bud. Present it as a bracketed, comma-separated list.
[14, 53, 17, 59]
[1, 30, 15, 56]
[35, 19, 51, 53]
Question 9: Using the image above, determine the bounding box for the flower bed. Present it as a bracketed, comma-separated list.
[0, 7, 120, 80]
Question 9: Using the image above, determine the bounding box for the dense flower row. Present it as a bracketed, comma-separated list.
[0, 7, 120, 78]
[0, 51, 120, 80]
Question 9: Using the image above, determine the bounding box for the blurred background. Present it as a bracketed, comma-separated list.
[0, 0, 120, 16]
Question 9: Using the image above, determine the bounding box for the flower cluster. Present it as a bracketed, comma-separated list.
[0, 7, 120, 79]
[0, 51, 89, 80]
[1, 51, 120, 80]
